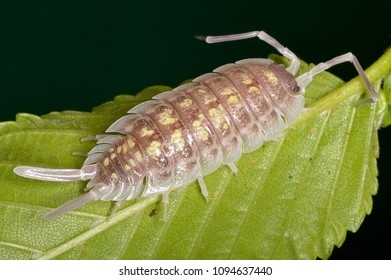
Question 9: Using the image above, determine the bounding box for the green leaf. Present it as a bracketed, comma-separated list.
[1, 48, 391, 260]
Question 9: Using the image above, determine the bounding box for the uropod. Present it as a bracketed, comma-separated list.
[13, 31, 378, 220]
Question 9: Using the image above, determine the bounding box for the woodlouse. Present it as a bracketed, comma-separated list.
[13, 31, 378, 219]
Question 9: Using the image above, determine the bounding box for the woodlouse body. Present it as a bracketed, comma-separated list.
[87, 59, 302, 199]
[13, 31, 378, 219]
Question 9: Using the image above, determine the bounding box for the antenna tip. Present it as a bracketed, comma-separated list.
[195, 35, 207, 41]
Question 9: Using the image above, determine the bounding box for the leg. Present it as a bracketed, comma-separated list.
[227, 162, 238, 175]
[81, 135, 103, 142]
[72, 151, 88, 157]
[196, 164, 236, 203]
[162, 192, 169, 220]
[108, 201, 123, 220]
[196, 31, 301, 75]
[197, 176, 209, 201]
[296, 52, 378, 102]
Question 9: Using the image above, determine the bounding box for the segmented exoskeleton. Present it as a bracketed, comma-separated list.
[14, 31, 378, 219]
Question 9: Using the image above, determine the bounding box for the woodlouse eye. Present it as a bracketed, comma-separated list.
[293, 85, 300, 93]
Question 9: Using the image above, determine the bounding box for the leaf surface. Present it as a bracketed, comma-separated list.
[0, 50, 390, 260]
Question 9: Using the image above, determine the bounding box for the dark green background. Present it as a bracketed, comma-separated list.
[0, 0, 390, 259]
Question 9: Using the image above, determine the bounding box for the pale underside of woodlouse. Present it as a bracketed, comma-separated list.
[13, 31, 378, 220]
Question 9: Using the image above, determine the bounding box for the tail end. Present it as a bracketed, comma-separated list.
[13, 165, 96, 182]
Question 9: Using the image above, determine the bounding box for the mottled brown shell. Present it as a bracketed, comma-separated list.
[83, 58, 303, 202]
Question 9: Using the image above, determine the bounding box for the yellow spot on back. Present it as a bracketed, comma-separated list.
[159, 108, 176, 125]
[135, 151, 142, 161]
[129, 158, 136, 167]
[196, 126, 209, 141]
[241, 74, 253, 85]
[122, 144, 128, 154]
[110, 153, 116, 159]
[248, 86, 260, 94]
[116, 146, 122, 154]
[125, 164, 131, 171]
[227, 95, 239, 104]
[192, 114, 209, 141]
[265, 71, 279, 85]
[111, 173, 118, 179]
[220, 87, 234, 96]
[171, 129, 185, 149]
[140, 127, 155, 137]
[198, 88, 207, 94]
[127, 139, 135, 148]
[193, 120, 201, 127]
[179, 98, 192, 108]
[193, 114, 206, 128]
[208, 107, 224, 127]
[103, 157, 110, 166]
[147, 141, 162, 157]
